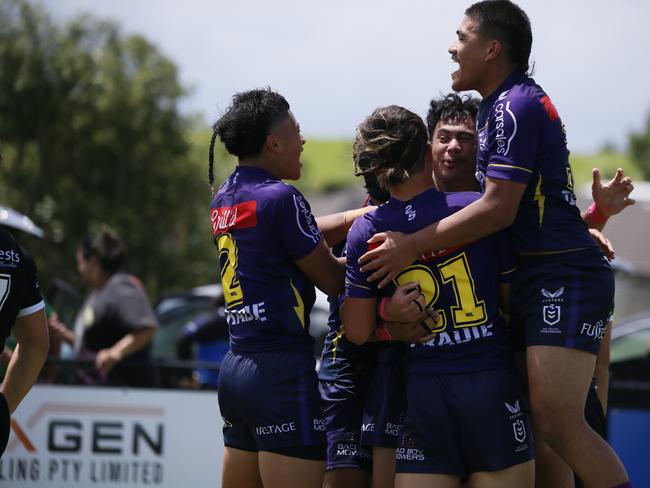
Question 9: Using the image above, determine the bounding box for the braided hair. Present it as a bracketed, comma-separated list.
[208, 88, 290, 193]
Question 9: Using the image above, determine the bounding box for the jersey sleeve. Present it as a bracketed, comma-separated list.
[485, 94, 543, 185]
[17, 253, 44, 317]
[269, 185, 323, 261]
[494, 230, 517, 284]
[344, 218, 377, 299]
[112, 276, 159, 330]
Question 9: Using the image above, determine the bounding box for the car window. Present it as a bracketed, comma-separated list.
[611, 327, 650, 363]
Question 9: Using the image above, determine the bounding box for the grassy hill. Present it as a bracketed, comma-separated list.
[201, 134, 643, 195]
[297, 140, 643, 194]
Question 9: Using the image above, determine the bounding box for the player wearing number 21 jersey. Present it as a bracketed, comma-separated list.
[342, 105, 534, 486]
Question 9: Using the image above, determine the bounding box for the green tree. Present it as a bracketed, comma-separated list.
[629, 112, 650, 180]
[0, 0, 217, 297]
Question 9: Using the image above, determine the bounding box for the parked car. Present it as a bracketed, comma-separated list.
[609, 312, 650, 407]
[152, 285, 332, 364]
[607, 312, 650, 488]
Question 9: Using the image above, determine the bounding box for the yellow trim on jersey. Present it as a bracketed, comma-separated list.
[331, 325, 345, 364]
[488, 163, 533, 173]
[289, 279, 305, 329]
[500, 267, 518, 276]
[534, 175, 545, 227]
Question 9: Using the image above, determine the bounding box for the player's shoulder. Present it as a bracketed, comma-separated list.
[491, 78, 546, 118]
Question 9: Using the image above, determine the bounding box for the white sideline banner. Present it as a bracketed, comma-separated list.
[0, 385, 224, 486]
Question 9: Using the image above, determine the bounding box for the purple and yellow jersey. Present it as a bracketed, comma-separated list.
[209, 166, 322, 353]
[345, 188, 515, 374]
[476, 71, 596, 255]
[318, 241, 379, 383]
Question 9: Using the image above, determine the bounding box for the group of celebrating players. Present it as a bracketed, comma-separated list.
[208, 1, 635, 487]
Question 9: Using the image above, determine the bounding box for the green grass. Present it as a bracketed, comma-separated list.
[295, 139, 356, 194]
[199, 133, 644, 194]
[569, 150, 642, 187]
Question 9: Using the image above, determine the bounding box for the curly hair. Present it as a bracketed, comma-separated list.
[353, 105, 428, 189]
[208, 88, 290, 192]
[426, 93, 480, 139]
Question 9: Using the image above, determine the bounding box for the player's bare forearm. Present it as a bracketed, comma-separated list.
[1, 310, 49, 413]
[316, 207, 376, 248]
[360, 178, 526, 288]
[340, 297, 377, 345]
[295, 240, 345, 296]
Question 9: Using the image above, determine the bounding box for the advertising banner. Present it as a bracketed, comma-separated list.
[1, 385, 224, 486]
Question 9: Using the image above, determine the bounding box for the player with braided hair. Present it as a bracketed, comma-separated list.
[209, 88, 345, 488]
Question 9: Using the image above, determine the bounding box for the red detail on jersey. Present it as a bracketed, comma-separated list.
[540, 96, 560, 121]
[419, 244, 470, 261]
[367, 240, 384, 252]
[210, 201, 257, 235]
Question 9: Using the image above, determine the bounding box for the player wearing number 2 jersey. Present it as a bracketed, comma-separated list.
[342, 105, 534, 487]
[208, 89, 344, 488]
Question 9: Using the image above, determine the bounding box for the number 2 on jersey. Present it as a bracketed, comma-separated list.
[216, 233, 244, 307]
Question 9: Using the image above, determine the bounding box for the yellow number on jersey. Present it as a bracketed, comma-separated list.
[393, 265, 447, 332]
[216, 233, 244, 307]
[438, 253, 487, 327]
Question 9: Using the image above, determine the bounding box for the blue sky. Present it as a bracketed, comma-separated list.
[43, 0, 650, 154]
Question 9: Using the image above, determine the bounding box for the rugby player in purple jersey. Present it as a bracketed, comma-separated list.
[357, 2, 633, 487]
[208, 89, 345, 488]
[342, 105, 534, 487]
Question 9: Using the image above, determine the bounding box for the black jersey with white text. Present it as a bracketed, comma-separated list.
[0, 227, 45, 345]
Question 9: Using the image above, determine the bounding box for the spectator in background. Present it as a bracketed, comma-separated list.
[176, 294, 229, 389]
[48, 225, 158, 387]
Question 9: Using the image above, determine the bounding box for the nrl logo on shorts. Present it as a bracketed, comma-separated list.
[512, 419, 526, 443]
[542, 304, 561, 326]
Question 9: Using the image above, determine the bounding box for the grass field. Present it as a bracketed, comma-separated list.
[295, 140, 644, 194]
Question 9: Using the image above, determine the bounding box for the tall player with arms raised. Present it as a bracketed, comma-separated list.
[208, 89, 344, 488]
[343, 105, 534, 487]
[358, 2, 632, 487]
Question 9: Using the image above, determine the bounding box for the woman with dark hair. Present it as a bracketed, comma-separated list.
[208, 88, 344, 488]
[342, 105, 534, 488]
[48, 225, 158, 387]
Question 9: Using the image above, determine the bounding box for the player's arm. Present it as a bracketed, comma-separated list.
[1, 308, 49, 413]
[316, 206, 376, 248]
[95, 326, 156, 376]
[294, 240, 345, 296]
[360, 177, 526, 287]
[582, 168, 635, 231]
[340, 297, 377, 345]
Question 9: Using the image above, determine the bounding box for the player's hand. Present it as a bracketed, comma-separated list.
[95, 348, 122, 376]
[47, 313, 67, 338]
[383, 282, 425, 323]
[387, 315, 438, 344]
[359, 232, 418, 288]
[589, 228, 615, 260]
[592, 168, 635, 217]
